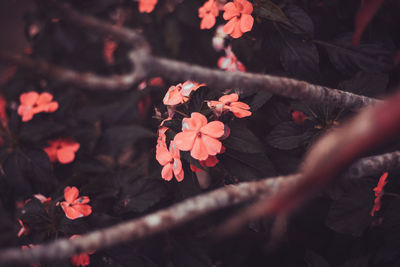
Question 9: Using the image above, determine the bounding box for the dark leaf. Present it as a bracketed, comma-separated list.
[171, 238, 213, 267]
[248, 91, 272, 112]
[280, 32, 320, 82]
[321, 33, 394, 74]
[283, 4, 314, 37]
[115, 177, 167, 214]
[325, 180, 374, 236]
[254, 0, 292, 26]
[304, 250, 330, 267]
[224, 121, 265, 154]
[338, 71, 388, 97]
[97, 125, 153, 157]
[266, 122, 312, 150]
[220, 148, 276, 181]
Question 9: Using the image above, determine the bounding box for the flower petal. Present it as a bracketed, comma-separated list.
[64, 186, 79, 203]
[20, 92, 39, 106]
[191, 137, 209, 160]
[156, 145, 173, 165]
[223, 17, 238, 35]
[200, 121, 225, 138]
[57, 147, 76, 164]
[174, 131, 197, 151]
[219, 93, 239, 104]
[73, 196, 90, 205]
[201, 14, 217, 29]
[161, 163, 173, 181]
[201, 135, 222, 156]
[223, 2, 240, 20]
[239, 14, 254, 33]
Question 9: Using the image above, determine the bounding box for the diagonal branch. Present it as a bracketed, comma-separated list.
[0, 149, 399, 266]
[217, 90, 400, 235]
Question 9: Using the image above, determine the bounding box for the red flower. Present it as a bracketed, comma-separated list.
[163, 81, 205, 106]
[44, 138, 80, 164]
[208, 93, 251, 118]
[60, 186, 92, 220]
[17, 92, 58, 122]
[292, 110, 306, 124]
[174, 112, 225, 160]
[138, 0, 158, 13]
[70, 235, 95, 267]
[104, 38, 117, 65]
[17, 219, 29, 237]
[156, 140, 184, 181]
[222, 0, 254, 38]
[218, 46, 246, 72]
[190, 155, 219, 172]
[199, 0, 219, 30]
[0, 95, 8, 127]
[371, 172, 388, 216]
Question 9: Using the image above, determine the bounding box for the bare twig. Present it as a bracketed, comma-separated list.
[1, 149, 400, 265]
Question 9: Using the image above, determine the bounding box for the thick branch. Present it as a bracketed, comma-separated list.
[1, 150, 399, 265]
[218, 91, 400, 234]
[0, 50, 379, 110]
[0, 53, 138, 90]
[142, 55, 379, 110]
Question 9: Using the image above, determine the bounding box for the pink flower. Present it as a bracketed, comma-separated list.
[156, 141, 184, 181]
[138, 0, 158, 13]
[174, 112, 225, 160]
[163, 81, 205, 106]
[199, 0, 219, 29]
[17, 91, 58, 122]
[222, 0, 254, 38]
[60, 186, 92, 220]
[44, 138, 80, 164]
[208, 93, 251, 118]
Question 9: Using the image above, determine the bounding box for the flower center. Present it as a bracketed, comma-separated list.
[197, 132, 202, 137]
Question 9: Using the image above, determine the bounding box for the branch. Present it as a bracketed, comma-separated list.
[1, 149, 400, 265]
[0, 53, 140, 91]
[142, 55, 379, 110]
[216, 91, 400, 235]
[0, 50, 379, 110]
[41, 0, 149, 51]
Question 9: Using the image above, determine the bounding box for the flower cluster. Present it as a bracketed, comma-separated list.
[156, 81, 252, 182]
[198, 0, 254, 39]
